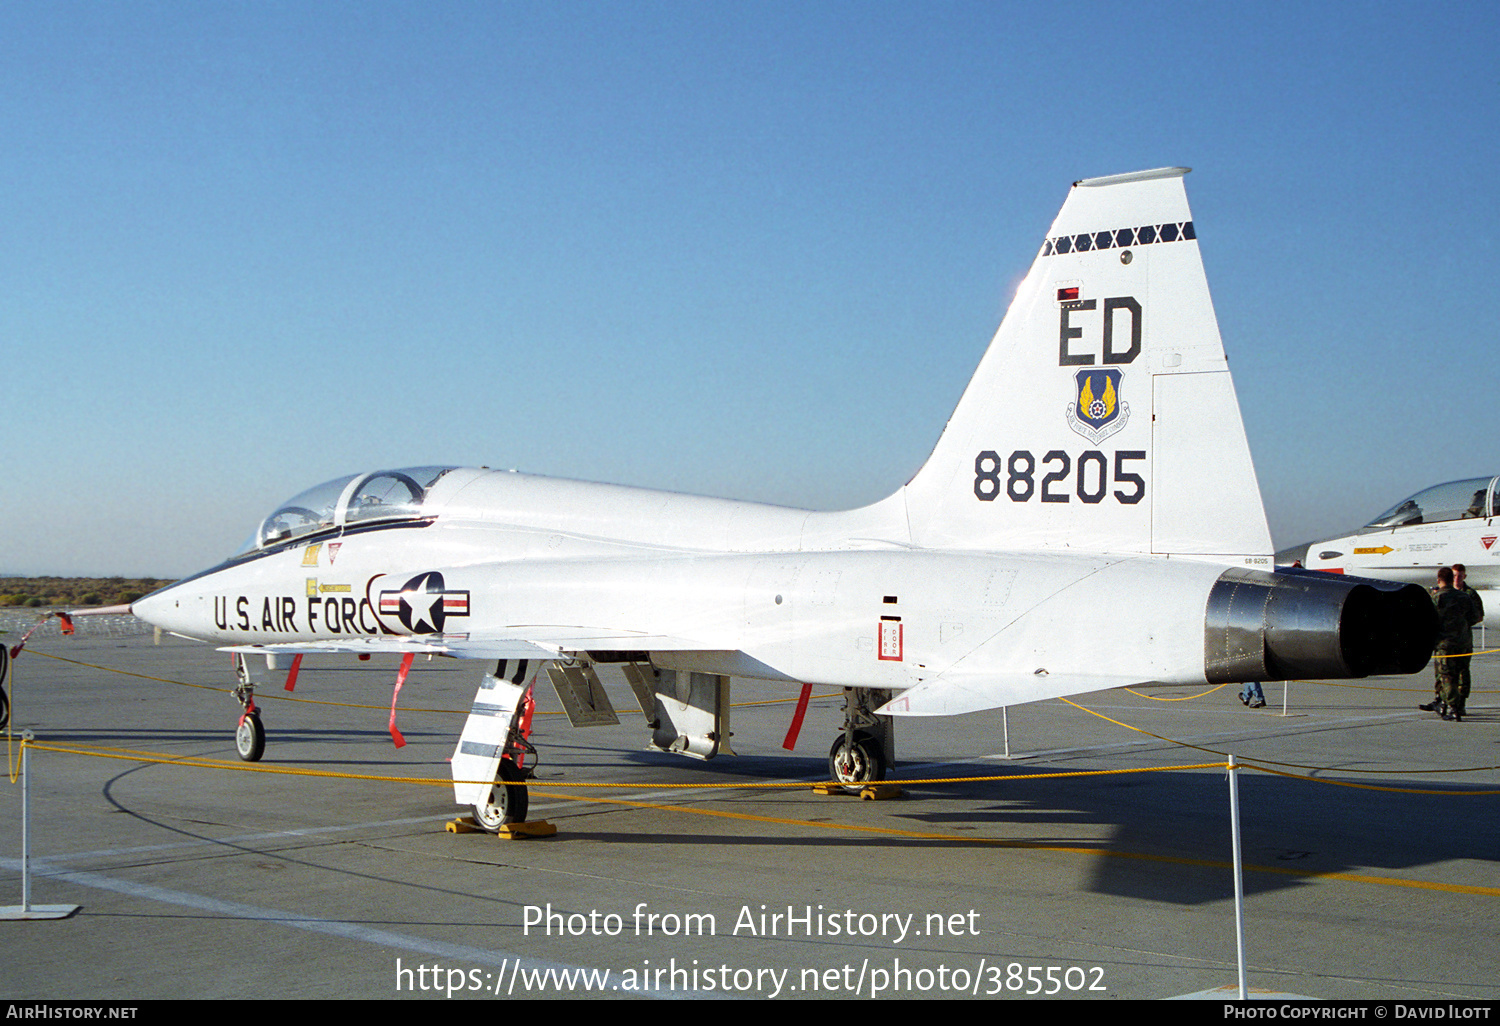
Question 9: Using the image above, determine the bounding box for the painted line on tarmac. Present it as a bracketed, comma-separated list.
[0, 856, 690, 998]
[24, 788, 779, 868]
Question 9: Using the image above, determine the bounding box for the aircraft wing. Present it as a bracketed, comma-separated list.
[221, 625, 720, 662]
[221, 637, 558, 660]
[877, 671, 1149, 717]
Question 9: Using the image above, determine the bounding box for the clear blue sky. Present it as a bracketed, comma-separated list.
[3, 1, 1497, 576]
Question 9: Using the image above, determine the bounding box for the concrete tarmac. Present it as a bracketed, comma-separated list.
[0, 625, 1496, 1000]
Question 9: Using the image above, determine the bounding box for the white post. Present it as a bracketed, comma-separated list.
[1002, 706, 1010, 759]
[20, 736, 30, 911]
[1, 732, 80, 920]
[1229, 753, 1247, 999]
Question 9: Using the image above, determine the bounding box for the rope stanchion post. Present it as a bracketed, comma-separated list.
[1228, 753, 1247, 999]
[0, 734, 79, 921]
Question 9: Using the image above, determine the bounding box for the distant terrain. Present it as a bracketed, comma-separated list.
[0, 576, 172, 608]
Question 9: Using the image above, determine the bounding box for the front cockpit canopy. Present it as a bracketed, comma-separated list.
[1364, 476, 1499, 529]
[241, 467, 456, 553]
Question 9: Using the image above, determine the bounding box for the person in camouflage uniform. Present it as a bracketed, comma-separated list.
[1424, 563, 1484, 715]
[1453, 563, 1483, 712]
[1430, 567, 1473, 721]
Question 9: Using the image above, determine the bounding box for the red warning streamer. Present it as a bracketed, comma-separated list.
[389, 653, 413, 748]
[782, 681, 814, 751]
[283, 653, 303, 692]
[514, 682, 537, 769]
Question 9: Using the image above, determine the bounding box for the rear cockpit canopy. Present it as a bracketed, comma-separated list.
[1363, 476, 1499, 530]
[241, 467, 456, 553]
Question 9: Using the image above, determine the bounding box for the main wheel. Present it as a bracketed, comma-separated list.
[828, 731, 885, 785]
[0, 684, 8, 730]
[474, 757, 528, 831]
[236, 712, 265, 762]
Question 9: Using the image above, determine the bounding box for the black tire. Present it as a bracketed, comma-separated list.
[474, 758, 528, 830]
[236, 712, 265, 762]
[828, 731, 885, 785]
[0, 645, 9, 729]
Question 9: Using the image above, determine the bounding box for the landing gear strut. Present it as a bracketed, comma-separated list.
[232, 656, 265, 763]
[454, 662, 539, 832]
[828, 687, 894, 786]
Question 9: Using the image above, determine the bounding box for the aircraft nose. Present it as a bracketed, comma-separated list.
[132, 583, 185, 631]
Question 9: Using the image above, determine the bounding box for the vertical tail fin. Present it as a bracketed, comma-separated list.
[901, 168, 1271, 564]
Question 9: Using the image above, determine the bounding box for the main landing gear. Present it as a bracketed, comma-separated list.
[828, 687, 894, 787]
[471, 696, 538, 832]
[829, 731, 884, 784]
[232, 656, 265, 763]
[453, 661, 540, 834]
[473, 757, 529, 830]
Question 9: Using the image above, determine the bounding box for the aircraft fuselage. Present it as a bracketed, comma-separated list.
[136, 469, 1230, 696]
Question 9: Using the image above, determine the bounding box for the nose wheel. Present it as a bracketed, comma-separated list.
[0, 644, 10, 729]
[232, 657, 265, 762]
[236, 711, 265, 762]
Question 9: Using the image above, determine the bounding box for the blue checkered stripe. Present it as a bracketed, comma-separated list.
[1042, 221, 1195, 257]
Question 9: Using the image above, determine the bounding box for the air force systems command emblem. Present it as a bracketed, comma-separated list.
[1065, 368, 1130, 444]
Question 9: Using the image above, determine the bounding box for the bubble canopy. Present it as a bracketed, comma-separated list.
[1363, 476, 1499, 530]
[240, 467, 456, 553]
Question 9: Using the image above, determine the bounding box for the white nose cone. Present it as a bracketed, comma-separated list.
[132, 584, 188, 634]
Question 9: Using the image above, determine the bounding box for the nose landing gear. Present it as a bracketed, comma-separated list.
[232, 656, 265, 762]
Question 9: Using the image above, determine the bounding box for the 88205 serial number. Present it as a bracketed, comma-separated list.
[974, 449, 1145, 505]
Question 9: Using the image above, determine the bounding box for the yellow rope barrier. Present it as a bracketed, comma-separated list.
[1056, 695, 1500, 783]
[19, 737, 1496, 898]
[11, 647, 1499, 799]
[1234, 759, 1500, 796]
[1122, 681, 1236, 701]
[19, 738, 1229, 790]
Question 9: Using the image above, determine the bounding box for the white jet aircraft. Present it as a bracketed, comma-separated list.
[130, 168, 1436, 830]
[1299, 476, 1500, 627]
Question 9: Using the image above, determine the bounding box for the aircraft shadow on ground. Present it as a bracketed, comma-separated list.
[890, 762, 1500, 905]
[566, 753, 1499, 907]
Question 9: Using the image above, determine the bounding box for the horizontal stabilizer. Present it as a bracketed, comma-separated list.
[876, 671, 1145, 717]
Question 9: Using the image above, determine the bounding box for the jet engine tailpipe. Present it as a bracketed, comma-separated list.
[1204, 568, 1437, 682]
